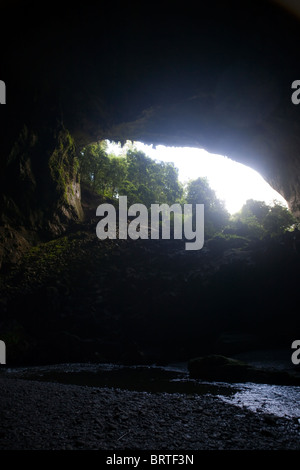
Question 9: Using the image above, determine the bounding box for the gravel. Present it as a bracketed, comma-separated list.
[0, 377, 300, 451]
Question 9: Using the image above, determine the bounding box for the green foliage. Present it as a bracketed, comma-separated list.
[78, 141, 110, 192]
[240, 199, 269, 223]
[120, 149, 183, 206]
[79, 142, 295, 243]
[263, 203, 297, 236]
[226, 199, 296, 240]
[48, 128, 79, 204]
[105, 156, 127, 198]
[118, 180, 139, 206]
[24, 236, 72, 272]
[185, 177, 230, 237]
[79, 142, 183, 206]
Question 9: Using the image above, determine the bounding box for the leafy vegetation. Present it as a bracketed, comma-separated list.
[224, 199, 297, 240]
[185, 177, 229, 237]
[48, 128, 79, 204]
[78, 140, 296, 240]
[78, 141, 183, 205]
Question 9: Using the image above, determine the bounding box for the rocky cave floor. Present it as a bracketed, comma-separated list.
[1, 376, 300, 451]
[1, 203, 300, 451]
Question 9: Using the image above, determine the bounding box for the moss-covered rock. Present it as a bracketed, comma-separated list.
[48, 127, 83, 222]
[0, 124, 84, 269]
[3, 124, 83, 232]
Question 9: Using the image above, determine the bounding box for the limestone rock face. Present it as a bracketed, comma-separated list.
[0, 124, 83, 267]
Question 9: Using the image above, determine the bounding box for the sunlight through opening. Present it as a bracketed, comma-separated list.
[106, 140, 288, 215]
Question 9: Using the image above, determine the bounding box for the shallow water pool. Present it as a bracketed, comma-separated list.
[1, 362, 299, 420]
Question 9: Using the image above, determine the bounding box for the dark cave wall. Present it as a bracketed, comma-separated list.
[1, 0, 300, 236]
[1, 123, 83, 231]
[0, 122, 83, 268]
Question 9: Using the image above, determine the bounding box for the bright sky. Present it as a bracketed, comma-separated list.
[106, 140, 288, 215]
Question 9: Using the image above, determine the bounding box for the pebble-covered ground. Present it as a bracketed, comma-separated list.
[0, 377, 300, 451]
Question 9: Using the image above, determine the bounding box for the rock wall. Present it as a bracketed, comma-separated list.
[0, 123, 83, 268]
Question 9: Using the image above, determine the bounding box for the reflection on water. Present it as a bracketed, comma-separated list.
[1, 362, 300, 420]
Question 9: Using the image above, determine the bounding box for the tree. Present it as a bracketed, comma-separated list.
[228, 199, 296, 239]
[117, 180, 138, 205]
[119, 149, 183, 206]
[185, 177, 229, 237]
[158, 161, 183, 205]
[262, 202, 296, 237]
[78, 141, 110, 192]
[78, 143, 183, 207]
[103, 156, 127, 199]
[239, 199, 269, 224]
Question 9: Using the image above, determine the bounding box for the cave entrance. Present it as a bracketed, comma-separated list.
[105, 140, 288, 216]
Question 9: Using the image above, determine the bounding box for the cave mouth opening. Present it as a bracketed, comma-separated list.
[105, 139, 288, 216]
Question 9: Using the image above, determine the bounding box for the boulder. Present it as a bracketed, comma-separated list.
[188, 354, 300, 385]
